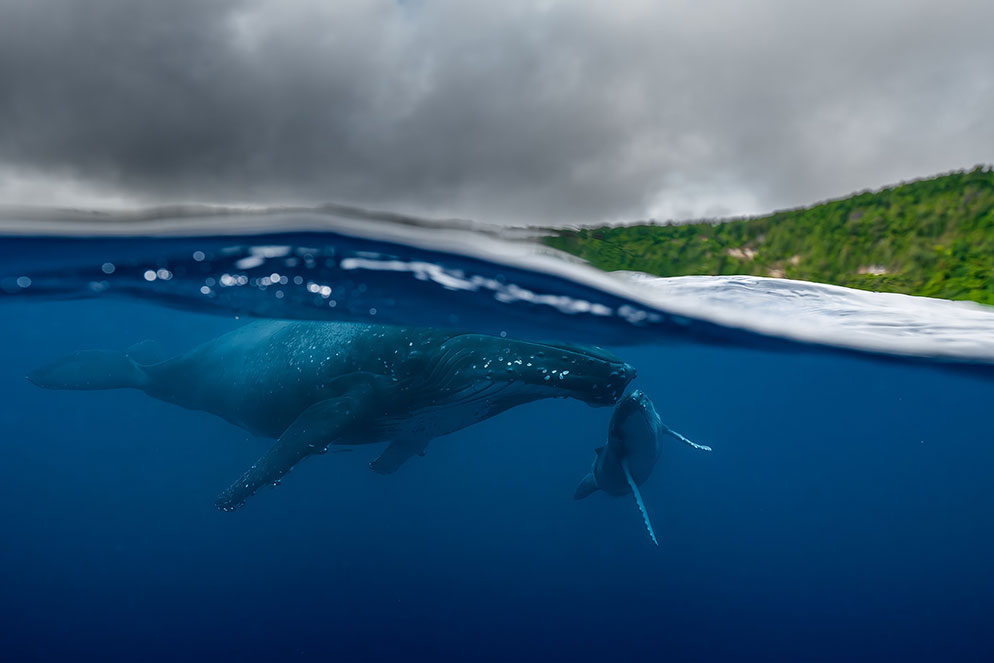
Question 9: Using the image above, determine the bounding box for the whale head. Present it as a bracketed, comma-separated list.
[608, 389, 663, 457]
[424, 334, 636, 407]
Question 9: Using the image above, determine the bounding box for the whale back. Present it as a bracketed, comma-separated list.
[141, 321, 458, 437]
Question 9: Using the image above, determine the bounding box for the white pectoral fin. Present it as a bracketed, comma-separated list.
[661, 423, 712, 452]
[620, 457, 658, 546]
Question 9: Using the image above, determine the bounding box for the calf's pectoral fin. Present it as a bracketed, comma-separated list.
[215, 397, 363, 511]
[661, 423, 712, 452]
[621, 457, 658, 546]
[369, 438, 430, 475]
[573, 473, 599, 500]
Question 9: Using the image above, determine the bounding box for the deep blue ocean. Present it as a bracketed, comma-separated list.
[1, 223, 993, 661]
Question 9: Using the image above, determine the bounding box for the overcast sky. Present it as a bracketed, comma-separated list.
[0, 0, 991, 226]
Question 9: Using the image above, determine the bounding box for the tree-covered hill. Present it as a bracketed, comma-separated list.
[544, 167, 994, 306]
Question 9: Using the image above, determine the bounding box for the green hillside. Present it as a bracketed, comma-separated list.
[544, 166, 994, 306]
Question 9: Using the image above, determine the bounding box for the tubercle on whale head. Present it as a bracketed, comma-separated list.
[610, 389, 658, 430]
[614, 389, 653, 416]
[519, 341, 636, 407]
[586, 360, 637, 406]
[419, 333, 636, 406]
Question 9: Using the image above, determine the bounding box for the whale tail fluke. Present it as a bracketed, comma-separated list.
[28, 347, 151, 391]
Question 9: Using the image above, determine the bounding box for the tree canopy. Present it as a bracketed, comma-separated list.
[544, 166, 994, 306]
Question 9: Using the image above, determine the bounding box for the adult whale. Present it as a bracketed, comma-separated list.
[29, 320, 636, 511]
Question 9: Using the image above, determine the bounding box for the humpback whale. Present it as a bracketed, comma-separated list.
[574, 389, 710, 545]
[29, 320, 636, 511]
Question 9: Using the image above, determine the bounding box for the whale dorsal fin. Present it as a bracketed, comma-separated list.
[620, 456, 658, 546]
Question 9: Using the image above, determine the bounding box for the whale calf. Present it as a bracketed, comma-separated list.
[29, 320, 636, 510]
[574, 389, 710, 545]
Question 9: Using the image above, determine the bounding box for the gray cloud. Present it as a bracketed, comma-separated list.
[1, 0, 992, 225]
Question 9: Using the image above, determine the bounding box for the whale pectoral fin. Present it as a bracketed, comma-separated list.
[215, 397, 363, 511]
[661, 423, 712, 452]
[573, 473, 599, 500]
[369, 438, 430, 475]
[621, 457, 658, 546]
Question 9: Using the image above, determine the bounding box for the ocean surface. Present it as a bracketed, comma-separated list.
[2, 209, 993, 662]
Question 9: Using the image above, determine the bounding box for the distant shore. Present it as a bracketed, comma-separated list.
[544, 167, 994, 306]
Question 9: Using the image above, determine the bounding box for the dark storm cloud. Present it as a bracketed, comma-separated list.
[1, 0, 992, 224]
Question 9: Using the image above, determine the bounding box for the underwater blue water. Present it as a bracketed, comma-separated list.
[2, 226, 994, 661]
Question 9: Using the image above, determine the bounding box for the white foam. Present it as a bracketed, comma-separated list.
[618, 273, 994, 363]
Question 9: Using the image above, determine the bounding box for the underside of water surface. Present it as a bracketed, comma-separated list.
[1, 208, 993, 661]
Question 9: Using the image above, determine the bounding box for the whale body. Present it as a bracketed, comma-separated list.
[29, 320, 636, 510]
[574, 389, 710, 545]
